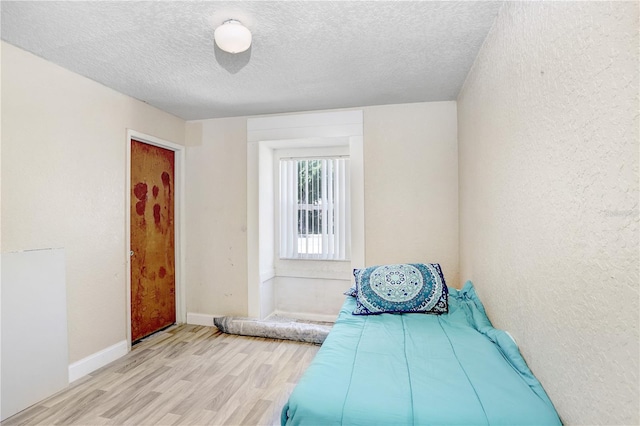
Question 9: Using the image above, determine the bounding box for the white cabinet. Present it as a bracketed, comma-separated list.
[1, 248, 68, 421]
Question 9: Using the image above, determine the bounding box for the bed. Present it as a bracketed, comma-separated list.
[281, 274, 561, 425]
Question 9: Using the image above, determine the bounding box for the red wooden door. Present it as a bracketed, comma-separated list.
[130, 140, 176, 342]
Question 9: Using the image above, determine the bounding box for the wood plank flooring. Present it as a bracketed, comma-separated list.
[2, 324, 321, 426]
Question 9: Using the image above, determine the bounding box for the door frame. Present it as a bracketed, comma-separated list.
[125, 129, 186, 348]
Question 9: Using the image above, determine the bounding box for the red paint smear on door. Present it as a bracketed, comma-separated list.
[152, 185, 159, 198]
[133, 182, 147, 200]
[135, 200, 146, 216]
[153, 204, 161, 225]
[161, 172, 170, 187]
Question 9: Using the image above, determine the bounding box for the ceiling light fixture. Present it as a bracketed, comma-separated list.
[214, 19, 252, 54]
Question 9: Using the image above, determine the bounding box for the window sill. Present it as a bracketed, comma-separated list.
[275, 258, 352, 280]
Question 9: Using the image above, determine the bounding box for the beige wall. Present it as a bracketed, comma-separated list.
[186, 102, 460, 317]
[1, 40, 460, 362]
[184, 118, 248, 317]
[1, 42, 186, 363]
[457, 3, 639, 425]
[364, 102, 459, 286]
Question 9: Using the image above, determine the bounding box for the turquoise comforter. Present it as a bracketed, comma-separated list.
[281, 281, 561, 425]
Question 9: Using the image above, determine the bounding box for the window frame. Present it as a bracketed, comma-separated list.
[274, 146, 351, 263]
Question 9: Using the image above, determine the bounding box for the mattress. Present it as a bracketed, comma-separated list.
[281, 281, 561, 425]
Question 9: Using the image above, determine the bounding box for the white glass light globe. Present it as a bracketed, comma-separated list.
[214, 20, 252, 54]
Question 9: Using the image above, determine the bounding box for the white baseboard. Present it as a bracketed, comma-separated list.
[187, 312, 216, 327]
[68, 340, 128, 383]
[271, 310, 337, 323]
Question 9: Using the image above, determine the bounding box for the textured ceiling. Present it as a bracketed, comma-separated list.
[1, 1, 503, 120]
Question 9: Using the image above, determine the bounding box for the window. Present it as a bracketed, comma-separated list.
[279, 157, 350, 260]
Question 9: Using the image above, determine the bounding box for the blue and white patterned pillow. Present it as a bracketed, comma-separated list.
[352, 263, 448, 315]
[343, 285, 357, 297]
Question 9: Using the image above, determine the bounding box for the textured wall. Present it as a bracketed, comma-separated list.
[457, 2, 639, 424]
[1, 42, 186, 363]
[187, 102, 460, 317]
[364, 102, 459, 286]
[185, 118, 249, 317]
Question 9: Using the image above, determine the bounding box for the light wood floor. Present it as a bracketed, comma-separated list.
[2, 324, 321, 426]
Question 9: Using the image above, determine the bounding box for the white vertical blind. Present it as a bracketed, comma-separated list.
[280, 157, 350, 260]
